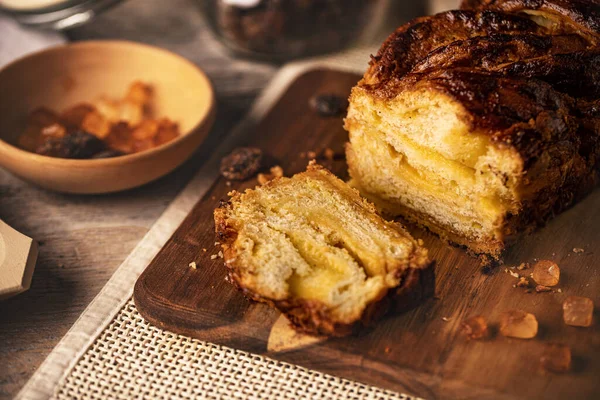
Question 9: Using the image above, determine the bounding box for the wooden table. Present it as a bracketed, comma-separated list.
[0, 1, 427, 397]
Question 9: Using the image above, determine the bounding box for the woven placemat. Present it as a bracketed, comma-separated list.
[52, 299, 417, 400]
[16, 47, 421, 400]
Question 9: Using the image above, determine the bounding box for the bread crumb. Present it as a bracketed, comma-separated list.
[225, 181, 232, 187]
[417, 238, 424, 246]
[535, 285, 552, 293]
[210, 254, 217, 260]
[508, 270, 520, 279]
[516, 262, 529, 271]
[557, 288, 562, 293]
[307, 151, 317, 159]
[258, 165, 284, 185]
[442, 317, 451, 322]
[202, 248, 207, 252]
[215, 242, 220, 246]
[384, 346, 391, 354]
[218, 251, 223, 258]
[516, 277, 530, 288]
[573, 247, 584, 253]
[189, 262, 197, 269]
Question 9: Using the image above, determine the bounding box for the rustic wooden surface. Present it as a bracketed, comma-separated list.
[0, 1, 275, 397]
[134, 69, 600, 400]
[0, 1, 429, 398]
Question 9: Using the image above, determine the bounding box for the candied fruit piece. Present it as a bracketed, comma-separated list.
[93, 98, 121, 123]
[18, 107, 61, 151]
[126, 81, 152, 105]
[532, 260, 560, 287]
[119, 100, 144, 126]
[563, 296, 594, 327]
[105, 122, 134, 154]
[81, 110, 111, 139]
[132, 139, 154, 153]
[154, 119, 179, 145]
[540, 343, 571, 373]
[461, 315, 489, 340]
[60, 103, 95, 130]
[499, 310, 538, 339]
[132, 120, 159, 140]
[36, 131, 105, 159]
[41, 123, 66, 139]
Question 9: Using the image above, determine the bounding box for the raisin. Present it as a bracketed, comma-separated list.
[36, 130, 105, 159]
[309, 94, 348, 117]
[220, 147, 263, 180]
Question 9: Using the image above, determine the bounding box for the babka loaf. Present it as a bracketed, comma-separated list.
[214, 162, 433, 336]
[345, 0, 600, 257]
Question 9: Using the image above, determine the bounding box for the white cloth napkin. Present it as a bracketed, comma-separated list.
[0, 13, 65, 68]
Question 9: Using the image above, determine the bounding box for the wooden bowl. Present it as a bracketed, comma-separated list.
[0, 41, 216, 194]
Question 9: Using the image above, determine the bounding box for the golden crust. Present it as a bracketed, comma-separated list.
[214, 163, 433, 336]
[346, 0, 600, 256]
[461, 0, 600, 39]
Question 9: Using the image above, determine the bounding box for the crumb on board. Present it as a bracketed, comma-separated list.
[516, 262, 530, 271]
[442, 317, 451, 322]
[225, 181, 232, 187]
[507, 269, 520, 279]
[210, 254, 217, 260]
[323, 148, 335, 160]
[215, 242, 220, 246]
[218, 251, 224, 258]
[203, 248, 207, 252]
[384, 346, 391, 354]
[258, 165, 284, 185]
[557, 288, 562, 293]
[417, 238, 424, 246]
[307, 151, 317, 159]
[189, 262, 197, 269]
[536, 285, 552, 293]
[573, 247, 584, 253]
[516, 277, 530, 288]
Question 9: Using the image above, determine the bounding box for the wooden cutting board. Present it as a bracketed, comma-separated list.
[134, 68, 600, 400]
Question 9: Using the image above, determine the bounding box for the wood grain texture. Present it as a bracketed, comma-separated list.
[135, 69, 600, 400]
[0, 0, 427, 396]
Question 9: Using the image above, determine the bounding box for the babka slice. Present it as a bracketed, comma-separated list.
[214, 162, 433, 336]
[345, 0, 600, 257]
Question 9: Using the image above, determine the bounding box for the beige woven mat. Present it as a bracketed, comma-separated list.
[15, 45, 422, 399]
[52, 299, 415, 400]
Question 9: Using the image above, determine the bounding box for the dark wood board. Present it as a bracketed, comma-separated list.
[134, 68, 600, 400]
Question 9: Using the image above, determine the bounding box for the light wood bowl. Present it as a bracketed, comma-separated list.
[0, 41, 216, 194]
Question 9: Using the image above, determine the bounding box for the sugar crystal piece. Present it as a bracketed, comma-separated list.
[499, 310, 538, 339]
[532, 260, 560, 287]
[563, 296, 594, 327]
[540, 343, 571, 373]
[461, 315, 489, 340]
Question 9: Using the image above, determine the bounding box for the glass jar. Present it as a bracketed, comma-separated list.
[0, 0, 121, 30]
[199, 0, 390, 61]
